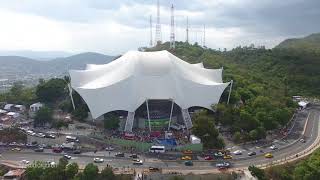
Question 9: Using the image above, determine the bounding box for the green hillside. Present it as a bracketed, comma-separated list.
[275, 33, 320, 54]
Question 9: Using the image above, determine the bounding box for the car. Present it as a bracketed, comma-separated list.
[105, 146, 115, 151]
[46, 161, 56, 166]
[9, 142, 17, 146]
[149, 167, 160, 172]
[45, 134, 56, 139]
[233, 150, 242, 155]
[183, 150, 193, 154]
[184, 161, 193, 166]
[93, 158, 104, 163]
[37, 133, 45, 138]
[216, 162, 230, 169]
[73, 149, 81, 154]
[129, 154, 138, 159]
[204, 156, 213, 160]
[270, 145, 278, 150]
[181, 155, 192, 160]
[248, 151, 256, 156]
[11, 148, 21, 151]
[52, 147, 62, 153]
[21, 160, 30, 164]
[115, 152, 125, 157]
[63, 154, 72, 159]
[265, 153, 273, 158]
[132, 159, 143, 165]
[223, 155, 233, 159]
[214, 152, 224, 158]
[300, 139, 306, 143]
[34, 147, 44, 152]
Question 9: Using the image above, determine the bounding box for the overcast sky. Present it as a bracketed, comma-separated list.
[0, 0, 319, 55]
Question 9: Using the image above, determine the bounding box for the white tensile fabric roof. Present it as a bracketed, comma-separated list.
[70, 50, 230, 119]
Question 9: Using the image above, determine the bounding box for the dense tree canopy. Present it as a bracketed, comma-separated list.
[36, 78, 67, 103]
[34, 106, 53, 127]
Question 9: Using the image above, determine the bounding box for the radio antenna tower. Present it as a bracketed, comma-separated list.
[186, 17, 189, 43]
[149, 15, 153, 47]
[170, 4, 175, 49]
[203, 24, 206, 47]
[155, 0, 162, 45]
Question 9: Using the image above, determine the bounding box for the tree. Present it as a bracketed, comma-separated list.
[249, 165, 267, 180]
[65, 162, 79, 179]
[99, 167, 115, 180]
[34, 106, 53, 127]
[233, 131, 241, 143]
[249, 129, 259, 140]
[104, 114, 120, 130]
[192, 111, 224, 149]
[36, 78, 67, 103]
[82, 163, 99, 180]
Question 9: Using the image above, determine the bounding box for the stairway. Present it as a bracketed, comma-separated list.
[124, 111, 135, 132]
[181, 108, 193, 129]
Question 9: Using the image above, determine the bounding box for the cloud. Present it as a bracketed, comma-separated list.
[0, 0, 319, 54]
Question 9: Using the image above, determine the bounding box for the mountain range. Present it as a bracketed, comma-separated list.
[275, 33, 320, 53]
[0, 52, 114, 81]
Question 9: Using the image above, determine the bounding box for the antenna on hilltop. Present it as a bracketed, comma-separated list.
[149, 15, 153, 47]
[203, 24, 206, 47]
[186, 17, 189, 44]
[155, 0, 162, 45]
[170, 4, 175, 49]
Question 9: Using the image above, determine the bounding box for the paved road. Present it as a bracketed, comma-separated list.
[1, 105, 319, 172]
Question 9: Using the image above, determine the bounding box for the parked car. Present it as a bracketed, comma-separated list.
[105, 146, 115, 151]
[53, 147, 62, 153]
[223, 155, 233, 159]
[73, 149, 81, 154]
[233, 150, 242, 155]
[181, 156, 192, 160]
[214, 152, 224, 158]
[63, 154, 72, 159]
[204, 156, 213, 160]
[184, 160, 193, 166]
[270, 145, 278, 150]
[115, 152, 125, 157]
[34, 148, 44, 152]
[11, 148, 21, 151]
[45, 134, 56, 139]
[132, 159, 143, 165]
[129, 154, 138, 159]
[264, 153, 273, 158]
[300, 139, 306, 143]
[248, 151, 256, 156]
[37, 133, 45, 138]
[216, 162, 230, 169]
[94, 158, 104, 163]
[183, 150, 193, 154]
[149, 167, 160, 172]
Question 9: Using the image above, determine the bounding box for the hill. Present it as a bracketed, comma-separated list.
[0, 52, 114, 80]
[275, 33, 320, 53]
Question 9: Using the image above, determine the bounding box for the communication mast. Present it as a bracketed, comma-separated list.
[149, 15, 153, 47]
[186, 17, 189, 43]
[203, 24, 206, 47]
[155, 0, 162, 45]
[170, 4, 175, 49]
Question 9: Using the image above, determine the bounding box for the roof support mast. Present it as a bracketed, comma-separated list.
[146, 99, 151, 132]
[149, 15, 153, 47]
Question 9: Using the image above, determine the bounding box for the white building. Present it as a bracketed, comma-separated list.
[14, 105, 26, 111]
[190, 135, 201, 144]
[70, 50, 231, 132]
[7, 112, 19, 118]
[4, 104, 14, 111]
[30, 102, 44, 112]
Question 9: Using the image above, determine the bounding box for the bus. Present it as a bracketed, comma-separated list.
[66, 135, 79, 142]
[149, 146, 165, 153]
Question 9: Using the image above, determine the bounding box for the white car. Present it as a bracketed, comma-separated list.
[46, 161, 56, 166]
[94, 158, 104, 163]
[233, 150, 242, 155]
[63, 155, 72, 159]
[132, 159, 143, 165]
[105, 146, 115, 151]
[21, 160, 30, 164]
[37, 133, 45, 138]
[270, 145, 278, 150]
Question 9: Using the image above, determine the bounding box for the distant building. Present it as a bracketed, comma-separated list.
[7, 112, 20, 118]
[29, 102, 44, 112]
[3, 104, 14, 111]
[13, 105, 26, 112]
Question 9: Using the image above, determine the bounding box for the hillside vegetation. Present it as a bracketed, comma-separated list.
[147, 40, 320, 142]
[276, 33, 320, 54]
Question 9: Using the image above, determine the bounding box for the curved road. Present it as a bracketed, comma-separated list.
[1, 105, 319, 172]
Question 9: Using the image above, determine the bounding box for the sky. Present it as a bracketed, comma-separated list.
[0, 0, 319, 55]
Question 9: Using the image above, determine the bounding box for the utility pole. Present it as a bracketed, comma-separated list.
[170, 4, 175, 49]
[149, 15, 153, 47]
[155, 0, 162, 45]
[186, 17, 189, 43]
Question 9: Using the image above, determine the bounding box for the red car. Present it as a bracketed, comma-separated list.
[204, 156, 213, 160]
[52, 147, 62, 153]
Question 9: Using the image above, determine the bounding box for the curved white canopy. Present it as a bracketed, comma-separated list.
[70, 50, 229, 119]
